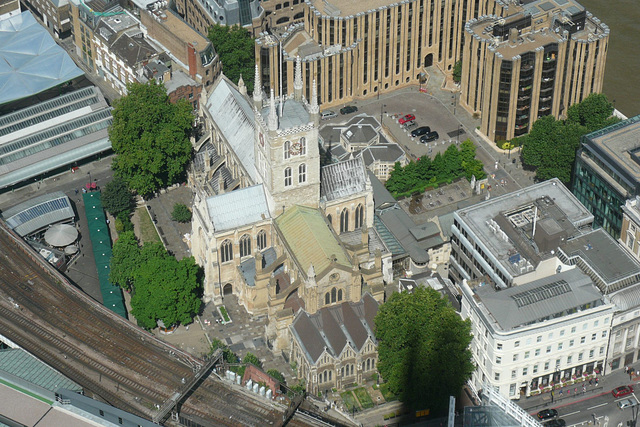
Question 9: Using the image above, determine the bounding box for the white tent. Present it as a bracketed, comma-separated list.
[44, 224, 78, 247]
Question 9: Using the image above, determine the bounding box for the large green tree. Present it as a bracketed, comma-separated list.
[208, 25, 255, 94]
[109, 81, 193, 197]
[102, 176, 134, 216]
[110, 231, 140, 291]
[375, 287, 474, 414]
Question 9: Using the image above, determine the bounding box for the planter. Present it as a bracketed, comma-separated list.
[530, 390, 540, 396]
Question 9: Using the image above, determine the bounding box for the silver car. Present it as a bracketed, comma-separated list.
[618, 398, 636, 409]
[321, 111, 337, 120]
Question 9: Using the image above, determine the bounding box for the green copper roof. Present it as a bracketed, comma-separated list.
[276, 205, 351, 275]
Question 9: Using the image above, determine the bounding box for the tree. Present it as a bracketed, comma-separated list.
[208, 25, 255, 94]
[452, 60, 462, 84]
[267, 369, 285, 384]
[210, 338, 239, 364]
[171, 203, 192, 223]
[375, 287, 474, 414]
[102, 177, 134, 215]
[110, 231, 140, 291]
[243, 352, 262, 369]
[566, 93, 617, 132]
[109, 81, 193, 197]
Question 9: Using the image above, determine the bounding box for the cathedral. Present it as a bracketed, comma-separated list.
[188, 57, 390, 383]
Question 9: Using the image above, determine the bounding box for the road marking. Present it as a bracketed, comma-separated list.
[564, 410, 581, 417]
[587, 402, 608, 410]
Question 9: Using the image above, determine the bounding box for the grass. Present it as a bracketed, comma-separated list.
[136, 207, 161, 243]
[353, 387, 374, 409]
[219, 306, 230, 322]
[340, 391, 358, 412]
[380, 383, 398, 402]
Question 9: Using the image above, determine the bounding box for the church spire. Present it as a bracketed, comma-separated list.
[309, 78, 319, 125]
[268, 88, 278, 132]
[294, 55, 303, 101]
[253, 64, 263, 110]
[238, 74, 246, 96]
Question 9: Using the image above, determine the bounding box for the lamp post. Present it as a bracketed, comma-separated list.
[380, 104, 386, 128]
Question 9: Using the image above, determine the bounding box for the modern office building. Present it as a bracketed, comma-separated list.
[460, 0, 609, 142]
[572, 115, 640, 239]
[173, 0, 263, 37]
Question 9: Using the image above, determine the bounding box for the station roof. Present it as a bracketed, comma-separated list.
[2, 191, 74, 237]
[0, 348, 82, 394]
[0, 11, 83, 106]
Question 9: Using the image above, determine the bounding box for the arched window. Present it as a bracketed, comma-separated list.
[350, 365, 354, 376]
[340, 208, 349, 233]
[220, 240, 233, 262]
[341, 366, 344, 377]
[284, 167, 292, 186]
[354, 204, 364, 229]
[331, 287, 337, 303]
[327, 214, 332, 227]
[329, 370, 332, 381]
[367, 359, 370, 370]
[257, 230, 267, 250]
[239, 234, 251, 257]
[298, 163, 306, 183]
[338, 289, 343, 301]
[325, 292, 330, 305]
[362, 361, 366, 371]
[300, 137, 306, 155]
[284, 141, 291, 159]
[323, 371, 327, 382]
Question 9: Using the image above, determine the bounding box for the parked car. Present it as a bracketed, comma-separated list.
[321, 110, 337, 120]
[403, 120, 417, 129]
[399, 114, 415, 124]
[612, 385, 634, 398]
[537, 409, 558, 420]
[545, 419, 566, 427]
[340, 105, 358, 115]
[420, 131, 440, 143]
[618, 398, 636, 410]
[411, 126, 431, 137]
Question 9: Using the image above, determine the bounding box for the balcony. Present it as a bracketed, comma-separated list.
[521, 64, 534, 72]
[540, 96, 553, 103]
[519, 85, 533, 93]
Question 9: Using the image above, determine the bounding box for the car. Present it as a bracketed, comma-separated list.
[545, 420, 566, 427]
[537, 409, 558, 420]
[612, 385, 634, 398]
[403, 120, 417, 129]
[399, 114, 416, 124]
[321, 111, 337, 120]
[420, 131, 440, 143]
[618, 398, 636, 410]
[411, 126, 432, 137]
[340, 105, 358, 115]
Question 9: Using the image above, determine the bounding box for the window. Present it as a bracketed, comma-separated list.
[537, 336, 542, 343]
[578, 352, 584, 361]
[567, 355, 572, 364]
[544, 361, 550, 371]
[509, 384, 516, 396]
[589, 349, 594, 358]
[300, 137, 306, 155]
[592, 333, 597, 341]
[546, 346, 552, 353]
[600, 346, 605, 355]
[583, 323, 588, 330]
[325, 293, 330, 305]
[331, 287, 337, 303]
[284, 167, 292, 186]
[571, 326, 576, 333]
[560, 329, 565, 336]
[118, 418, 123, 425]
[524, 351, 530, 359]
[220, 240, 233, 262]
[257, 230, 267, 250]
[239, 234, 251, 258]
[511, 370, 516, 379]
[558, 343, 563, 351]
[284, 141, 291, 159]
[580, 336, 586, 344]
[533, 364, 538, 374]
[354, 204, 364, 229]
[594, 320, 599, 327]
[522, 367, 528, 376]
[514, 341, 520, 348]
[497, 343, 503, 350]
[513, 354, 518, 362]
[602, 331, 607, 338]
[340, 208, 349, 233]
[496, 356, 502, 364]
[99, 410, 104, 417]
[298, 163, 306, 183]
[535, 349, 540, 356]
[338, 289, 343, 301]
[495, 372, 500, 380]
[327, 214, 332, 227]
[569, 339, 575, 347]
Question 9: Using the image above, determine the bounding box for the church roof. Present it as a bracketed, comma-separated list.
[261, 97, 310, 130]
[275, 205, 351, 276]
[205, 77, 257, 182]
[320, 157, 368, 202]
[289, 294, 379, 364]
[206, 185, 270, 232]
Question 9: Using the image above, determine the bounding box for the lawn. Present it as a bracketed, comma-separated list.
[340, 391, 358, 412]
[353, 387, 374, 409]
[219, 306, 231, 322]
[380, 383, 398, 402]
[136, 207, 161, 243]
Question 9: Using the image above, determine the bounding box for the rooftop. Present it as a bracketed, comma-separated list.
[360, 143, 405, 165]
[206, 185, 270, 232]
[0, 11, 83, 106]
[320, 157, 368, 202]
[260, 97, 310, 131]
[0, 348, 81, 394]
[307, 0, 396, 18]
[2, 191, 75, 237]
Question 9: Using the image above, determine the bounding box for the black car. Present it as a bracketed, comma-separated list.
[420, 131, 439, 143]
[537, 408, 558, 420]
[545, 419, 566, 427]
[340, 105, 358, 115]
[411, 126, 431, 137]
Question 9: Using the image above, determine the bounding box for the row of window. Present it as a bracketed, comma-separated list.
[327, 204, 365, 233]
[220, 231, 267, 263]
[496, 333, 607, 364]
[283, 138, 306, 160]
[284, 164, 306, 187]
[496, 321, 610, 351]
[319, 359, 377, 384]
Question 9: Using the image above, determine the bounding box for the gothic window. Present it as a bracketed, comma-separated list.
[327, 214, 332, 228]
[298, 163, 306, 183]
[284, 167, 292, 186]
[284, 141, 291, 160]
[340, 208, 349, 233]
[239, 234, 251, 257]
[338, 289, 343, 301]
[350, 365, 354, 375]
[220, 240, 233, 262]
[300, 137, 306, 155]
[257, 230, 267, 250]
[354, 204, 364, 229]
[329, 370, 332, 381]
[325, 292, 330, 305]
[331, 287, 337, 303]
[367, 359, 371, 370]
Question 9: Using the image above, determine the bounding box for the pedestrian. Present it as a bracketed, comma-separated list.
[582, 386, 586, 393]
[559, 389, 563, 395]
[75, 189, 79, 195]
[567, 389, 570, 395]
[595, 378, 599, 386]
[574, 387, 577, 394]
[625, 366, 629, 374]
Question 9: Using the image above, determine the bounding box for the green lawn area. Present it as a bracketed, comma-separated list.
[219, 306, 230, 322]
[136, 207, 161, 243]
[380, 383, 398, 402]
[353, 387, 374, 409]
[340, 391, 358, 412]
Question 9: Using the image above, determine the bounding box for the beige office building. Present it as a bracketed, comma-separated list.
[460, 0, 609, 142]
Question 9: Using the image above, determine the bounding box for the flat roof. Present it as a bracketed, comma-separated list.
[307, 0, 395, 18]
[2, 191, 74, 236]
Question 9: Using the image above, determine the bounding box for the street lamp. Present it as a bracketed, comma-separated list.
[380, 104, 386, 127]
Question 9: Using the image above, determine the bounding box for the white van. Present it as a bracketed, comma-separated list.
[321, 111, 337, 120]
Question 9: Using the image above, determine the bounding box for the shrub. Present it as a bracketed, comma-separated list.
[171, 203, 192, 223]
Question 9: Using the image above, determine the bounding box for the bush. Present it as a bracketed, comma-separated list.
[354, 388, 374, 409]
[171, 203, 192, 223]
[115, 210, 133, 233]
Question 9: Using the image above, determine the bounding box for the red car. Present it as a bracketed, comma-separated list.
[612, 385, 634, 398]
[399, 114, 415, 124]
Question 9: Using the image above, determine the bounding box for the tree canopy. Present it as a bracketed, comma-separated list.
[109, 81, 193, 197]
[110, 233, 202, 329]
[385, 139, 485, 197]
[519, 93, 619, 184]
[375, 287, 474, 414]
[171, 203, 192, 223]
[102, 176, 134, 216]
[208, 24, 255, 94]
